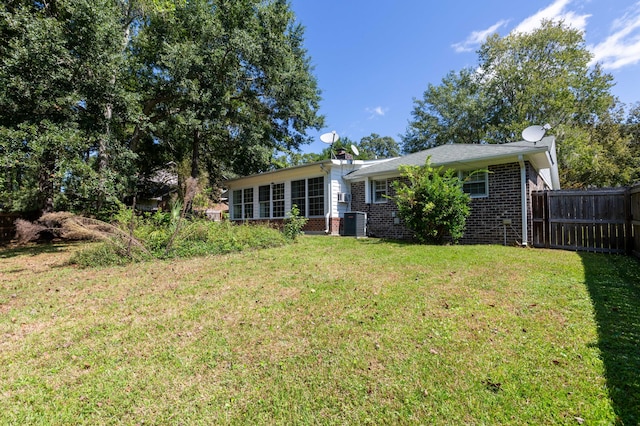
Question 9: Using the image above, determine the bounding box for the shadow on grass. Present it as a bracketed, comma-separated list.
[580, 253, 640, 425]
[0, 242, 67, 259]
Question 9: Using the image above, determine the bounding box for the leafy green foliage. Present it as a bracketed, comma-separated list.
[391, 158, 471, 244]
[283, 204, 308, 240]
[401, 21, 638, 188]
[274, 133, 400, 167]
[71, 216, 287, 267]
[0, 0, 323, 214]
[358, 133, 400, 159]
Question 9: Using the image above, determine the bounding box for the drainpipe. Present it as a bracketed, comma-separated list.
[518, 155, 528, 246]
[323, 165, 331, 234]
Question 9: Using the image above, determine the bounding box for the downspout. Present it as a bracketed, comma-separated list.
[518, 155, 528, 246]
[322, 164, 331, 234]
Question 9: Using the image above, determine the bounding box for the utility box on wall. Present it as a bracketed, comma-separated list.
[343, 211, 366, 237]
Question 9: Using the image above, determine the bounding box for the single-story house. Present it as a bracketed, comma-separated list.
[224, 136, 560, 245]
[136, 169, 179, 212]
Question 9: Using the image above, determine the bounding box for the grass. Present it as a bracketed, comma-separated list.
[1, 236, 638, 424]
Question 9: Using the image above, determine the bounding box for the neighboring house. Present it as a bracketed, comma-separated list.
[136, 169, 179, 212]
[225, 136, 560, 245]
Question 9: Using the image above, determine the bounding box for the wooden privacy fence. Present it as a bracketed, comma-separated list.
[632, 185, 640, 259]
[532, 188, 635, 255]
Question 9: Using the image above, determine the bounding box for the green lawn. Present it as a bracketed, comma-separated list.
[1, 236, 638, 425]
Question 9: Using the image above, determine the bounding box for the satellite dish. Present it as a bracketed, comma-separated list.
[320, 130, 339, 144]
[522, 124, 551, 142]
[350, 144, 359, 156]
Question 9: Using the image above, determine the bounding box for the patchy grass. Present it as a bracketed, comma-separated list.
[1, 236, 637, 424]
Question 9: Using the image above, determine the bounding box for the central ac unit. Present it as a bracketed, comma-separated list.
[338, 192, 351, 203]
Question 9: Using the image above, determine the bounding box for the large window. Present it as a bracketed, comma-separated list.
[291, 179, 306, 216]
[232, 188, 254, 219]
[258, 183, 285, 218]
[461, 170, 488, 198]
[272, 183, 284, 217]
[371, 179, 388, 203]
[232, 190, 242, 219]
[259, 185, 270, 218]
[290, 177, 324, 217]
[308, 176, 324, 216]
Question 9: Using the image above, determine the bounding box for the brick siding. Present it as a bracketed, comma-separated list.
[350, 161, 546, 245]
[350, 180, 414, 240]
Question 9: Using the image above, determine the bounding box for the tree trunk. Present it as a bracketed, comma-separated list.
[38, 151, 55, 214]
[96, 102, 112, 213]
[191, 128, 200, 179]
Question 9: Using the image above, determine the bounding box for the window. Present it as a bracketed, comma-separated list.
[290, 177, 325, 217]
[232, 188, 254, 219]
[259, 185, 270, 218]
[243, 188, 254, 218]
[232, 190, 242, 219]
[308, 176, 324, 216]
[371, 179, 388, 203]
[272, 183, 284, 217]
[461, 170, 488, 198]
[291, 179, 306, 216]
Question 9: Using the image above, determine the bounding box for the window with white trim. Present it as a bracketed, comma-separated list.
[460, 170, 488, 198]
[258, 183, 285, 219]
[232, 188, 254, 219]
[308, 176, 324, 216]
[371, 179, 388, 203]
[272, 183, 284, 217]
[290, 177, 325, 217]
[291, 179, 306, 216]
[259, 185, 270, 218]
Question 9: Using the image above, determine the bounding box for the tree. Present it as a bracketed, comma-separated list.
[402, 21, 628, 188]
[560, 103, 638, 187]
[132, 0, 323, 184]
[0, 0, 323, 214]
[0, 1, 115, 213]
[358, 133, 400, 159]
[391, 158, 471, 244]
[625, 102, 640, 163]
[403, 68, 490, 151]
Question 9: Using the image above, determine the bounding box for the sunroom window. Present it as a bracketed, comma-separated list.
[290, 177, 324, 217]
[232, 188, 254, 219]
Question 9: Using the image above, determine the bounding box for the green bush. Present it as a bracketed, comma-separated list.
[283, 204, 308, 241]
[70, 241, 151, 267]
[391, 157, 472, 244]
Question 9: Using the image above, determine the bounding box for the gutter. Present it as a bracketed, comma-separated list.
[518, 155, 528, 246]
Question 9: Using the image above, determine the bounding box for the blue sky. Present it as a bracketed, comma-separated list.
[289, 0, 640, 154]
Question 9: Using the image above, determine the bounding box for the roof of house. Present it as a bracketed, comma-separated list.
[344, 137, 557, 182]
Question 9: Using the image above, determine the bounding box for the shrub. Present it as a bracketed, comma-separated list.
[70, 217, 287, 266]
[69, 241, 151, 267]
[391, 157, 472, 244]
[283, 204, 308, 241]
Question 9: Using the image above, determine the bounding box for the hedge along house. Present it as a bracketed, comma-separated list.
[225, 136, 560, 245]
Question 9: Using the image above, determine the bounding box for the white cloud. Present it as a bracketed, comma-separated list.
[365, 106, 388, 119]
[513, 0, 590, 34]
[452, 0, 590, 54]
[452, 20, 509, 53]
[589, 2, 640, 69]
